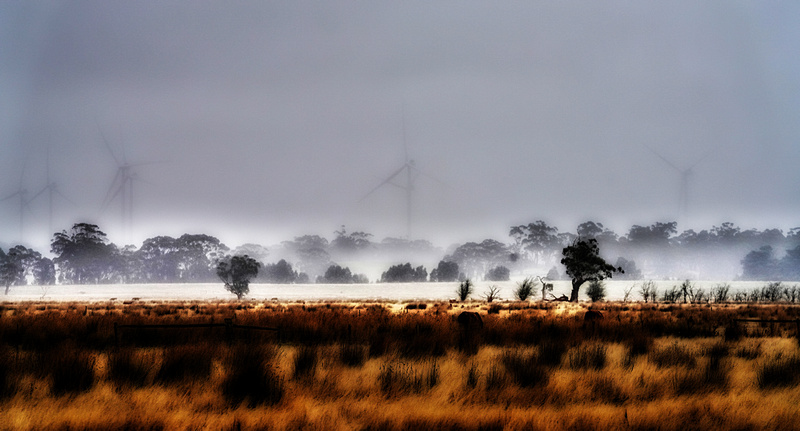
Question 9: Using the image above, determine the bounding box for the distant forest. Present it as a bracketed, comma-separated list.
[1, 220, 799, 290]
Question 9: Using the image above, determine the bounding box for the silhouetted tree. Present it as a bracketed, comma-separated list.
[445, 239, 509, 279]
[430, 260, 459, 282]
[320, 264, 351, 283]
[780, 245, 800, 281]
[51, 223, 117, 284]
[614, 257, 642, 280]
[380, 263, 427, 282]
[510, 221, 561, 266]
[176, 234, 229, 282]
[262, 259, 298, 283]
[0, 248, 23, 294]
[741, 246, 779, 280]
[561, 238, 622, 302]
[33, 257, 56, 285]
[331, 226, 373, 254]
[485, 265, 510, 281]
[217, 255, 260, 300]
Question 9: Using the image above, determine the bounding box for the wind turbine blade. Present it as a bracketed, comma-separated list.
[29, 185, 48, 202]
[97, 124, 121, 166]
[358, 164, 408, 202]
[101, 170, 123, 210]
[401, 103, 409, 164]
[0, 191, 21, 202]
[645, 145, 681, 173]
[688, 148, 716, 170]
[409, 163, 448, 188]
[55, 188, 76, 206]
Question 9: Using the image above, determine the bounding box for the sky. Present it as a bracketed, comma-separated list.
[1, 1, 799, 252]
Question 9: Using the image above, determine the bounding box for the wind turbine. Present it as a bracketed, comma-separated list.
[99, 129, 159, 242]
[0, 162, 32, 241]
[359, 109, 441, 238]
[646, 146, 714, 226]
[28, 146, 74, 235]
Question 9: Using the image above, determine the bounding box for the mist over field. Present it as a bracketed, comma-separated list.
[1, 2, 799, 284]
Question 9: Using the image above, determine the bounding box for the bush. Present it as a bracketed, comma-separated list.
[484, 285, 500, 303]
[586, 280, 606, 302]
[456, 279, 473, 301]
[649, 343, 696, 369]
[515, 277, 535, 301]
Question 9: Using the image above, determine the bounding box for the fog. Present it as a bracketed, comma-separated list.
[2, 1, 799, 252]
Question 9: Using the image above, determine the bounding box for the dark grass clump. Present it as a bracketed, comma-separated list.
[46, 345, 96, 395]
[0, 347, 16, 399]
[465, 363, 479, 389]
[757, 355, 800, 389]
[500, 350, 547, 388]
[590, 375, 628, 404]
[155, 344, 214, 384]
[293, 345, 319, 380]
[734, 342, 762, 360]
[673, 356, 730, 395]
[567, 343, 607, 370]
[537, 339, 567, 367]
[484, 364, 507, 391]
[107, 348, 156, 387]
[338, 344, 367, 367]
[222, 344, 284, 407]
[649, 343, 697, 369]
[378, 361, 439, 396]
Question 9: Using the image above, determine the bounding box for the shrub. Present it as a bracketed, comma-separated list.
[515, 277, 535, 301]
[537, 339, 567, 367]
[456, 279, 473, 301]
[484, 285, 501, 303]
[586, 280, 606, 302]
[378, 361, 438, 396]
[638, 280, 658, 303]
[711, 283, 731, 303]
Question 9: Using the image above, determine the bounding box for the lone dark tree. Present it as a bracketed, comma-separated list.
[561, 238, 622, 302]
[217, 255, 260, 300]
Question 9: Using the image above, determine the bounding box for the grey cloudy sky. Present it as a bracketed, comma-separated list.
[1, 1, 799, 250]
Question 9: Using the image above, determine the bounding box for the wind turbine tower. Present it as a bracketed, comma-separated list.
[99, 130, 158, 243]
[647, 146, 713, 227]
[29, 146, 73, 235]
[0, 166, 31, 242]
[359, 109, 425, 238]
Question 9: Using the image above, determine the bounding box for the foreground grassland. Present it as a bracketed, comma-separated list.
[1, 300, 800, 430]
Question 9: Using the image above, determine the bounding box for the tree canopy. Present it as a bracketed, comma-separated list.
[561, 238, 622, 302]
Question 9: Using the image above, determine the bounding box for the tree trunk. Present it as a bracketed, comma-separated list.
[570, 279, 584, 302]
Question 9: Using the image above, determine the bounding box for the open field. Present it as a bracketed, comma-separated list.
[2, 300, 800, 430]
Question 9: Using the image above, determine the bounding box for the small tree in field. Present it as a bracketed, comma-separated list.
[456, 279, 473, 301]
[217, 255, 260, 300]
[561, 238, 621, 302]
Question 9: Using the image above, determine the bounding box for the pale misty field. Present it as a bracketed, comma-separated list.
[4, 280, 776, 302]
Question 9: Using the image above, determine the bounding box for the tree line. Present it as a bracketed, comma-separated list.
[1, 219, 798, 293]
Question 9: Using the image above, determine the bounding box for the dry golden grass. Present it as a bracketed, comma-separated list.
[1, 300, 799, 430]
